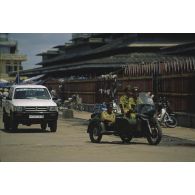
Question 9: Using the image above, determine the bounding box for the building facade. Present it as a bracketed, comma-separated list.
[0, 33, 27, 81]
[10, 33, 195, 127]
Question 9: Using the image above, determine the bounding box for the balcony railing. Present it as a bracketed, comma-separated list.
[0, 53, 27, 61]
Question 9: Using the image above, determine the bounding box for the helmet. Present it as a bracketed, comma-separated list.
[132, 86, 139, 93]
[106, 102, 113, 109]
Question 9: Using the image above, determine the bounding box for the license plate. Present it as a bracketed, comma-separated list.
[29, 115, 44, 119]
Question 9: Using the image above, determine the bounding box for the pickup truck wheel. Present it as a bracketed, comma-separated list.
[3, 112, 10, 130]
[41, 122, 47, 130]
[50, 121, 57, 132]
[10, 113, 18, 131]
[10, 120, 18, 131]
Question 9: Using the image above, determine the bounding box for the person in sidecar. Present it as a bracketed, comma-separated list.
[100, 102, 116, 132]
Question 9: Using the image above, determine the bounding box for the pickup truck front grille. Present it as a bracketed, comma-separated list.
[24, 106, 48, 112]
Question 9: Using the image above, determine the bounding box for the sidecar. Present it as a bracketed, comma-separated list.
[87, 114, 137, 143]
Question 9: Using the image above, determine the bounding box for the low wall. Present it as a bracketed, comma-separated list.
[83, 104, 94, 113]
[175, 112, 195, 128]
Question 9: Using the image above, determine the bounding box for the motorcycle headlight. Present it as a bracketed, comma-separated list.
[14, 106, 24, 112]
[49, 106, 58, 112]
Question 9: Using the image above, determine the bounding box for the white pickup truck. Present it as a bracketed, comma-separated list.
[2, 85, 58, 132]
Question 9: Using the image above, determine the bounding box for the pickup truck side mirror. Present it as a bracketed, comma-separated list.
[52, 97, 57, 101]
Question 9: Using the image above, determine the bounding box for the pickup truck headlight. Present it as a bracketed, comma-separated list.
[14, 106, 24, 112]
[48, 106, 58, 112]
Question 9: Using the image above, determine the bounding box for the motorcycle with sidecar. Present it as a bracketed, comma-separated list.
[87, 93, 162, 145]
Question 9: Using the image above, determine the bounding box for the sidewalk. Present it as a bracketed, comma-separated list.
[162, 126, 195, 141]
[73, 110, 91, 120]
[71, 110, 195, 141]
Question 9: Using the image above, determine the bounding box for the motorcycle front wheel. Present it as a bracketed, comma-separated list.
[146, 119, 162, 145]
[165, 115, 177, 128]
[89, 125, 102, 143]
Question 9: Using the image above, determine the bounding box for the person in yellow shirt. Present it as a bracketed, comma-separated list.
[128, 86, 142, 119]
[120, 86, 142, 119]
[100, 102, 116, 132]
[119, 85, 132, 116]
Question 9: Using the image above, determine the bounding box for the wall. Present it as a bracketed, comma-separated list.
[44, 73, 195, 114]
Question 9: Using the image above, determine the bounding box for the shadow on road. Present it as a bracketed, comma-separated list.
[86, 135, 195, 147]
[0, 128, 51, 133]
[100, 141, 148, 145]
[160, 135, 195, 147]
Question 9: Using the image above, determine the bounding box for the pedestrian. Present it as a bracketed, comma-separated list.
[51, 88, 57, 98]
[0, 88, 3, 107]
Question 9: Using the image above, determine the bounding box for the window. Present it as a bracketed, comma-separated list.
[6, 65, 13, 74]
[0, 46, 10, 53]
[14, 88, 51, 100]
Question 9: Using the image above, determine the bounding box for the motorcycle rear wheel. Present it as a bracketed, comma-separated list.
[89, 126, 102, 143]
[165, 115, 177, 128]
[146, 120, 162, 145]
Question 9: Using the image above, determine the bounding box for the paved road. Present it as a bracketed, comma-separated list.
[0, 111, 195, 162]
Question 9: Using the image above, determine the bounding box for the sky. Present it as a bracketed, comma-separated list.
[10, 33, 72, 70]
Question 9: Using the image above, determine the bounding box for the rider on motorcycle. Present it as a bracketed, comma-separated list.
[119, 85, 132, 116]
[120, 86, 142, 119]
[128, 86, 143, 119]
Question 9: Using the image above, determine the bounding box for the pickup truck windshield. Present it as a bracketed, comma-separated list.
[14, 88, 51, 100]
